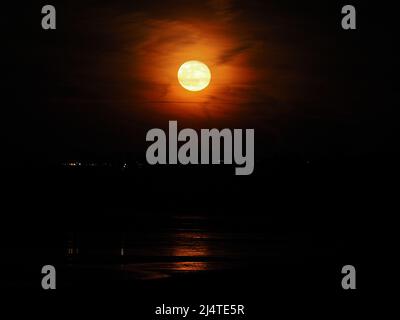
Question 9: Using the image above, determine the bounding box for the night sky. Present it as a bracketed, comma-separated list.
[0, 1, 397, 302]
[2, 1, 398, 164]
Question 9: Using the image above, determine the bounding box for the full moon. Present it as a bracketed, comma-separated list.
[177, 60, 211, 92]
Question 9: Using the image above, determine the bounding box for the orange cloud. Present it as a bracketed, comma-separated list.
[123, 11, 266, 120]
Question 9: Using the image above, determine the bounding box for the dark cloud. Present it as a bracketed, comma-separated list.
[217, 43, 253, 64]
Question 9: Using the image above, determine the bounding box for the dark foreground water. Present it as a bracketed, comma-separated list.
[63, 214, 330, 283]
[0, 164, 375, 317]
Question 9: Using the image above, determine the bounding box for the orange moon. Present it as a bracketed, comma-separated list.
[177, 60, 211, 92]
